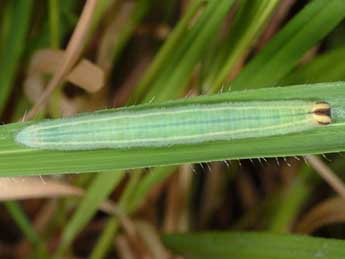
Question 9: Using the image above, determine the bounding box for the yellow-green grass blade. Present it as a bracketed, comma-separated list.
[129, 0, 205, 103]
[142, 0, 235, 102]
[282, 46, 345, 85]
[204, 0, 279, 92]
[0, 0, 33, 113]
[231, 0, 345, 90]
[4, 201, 47, 257]
[163, 231, 345, 259]
[53, 172, 123, 258]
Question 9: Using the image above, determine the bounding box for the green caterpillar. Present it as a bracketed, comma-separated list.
[15, 100, 331, 151]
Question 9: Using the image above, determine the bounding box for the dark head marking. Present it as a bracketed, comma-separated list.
[312, 102, 331, 125]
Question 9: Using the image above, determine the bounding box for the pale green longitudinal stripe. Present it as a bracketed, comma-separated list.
[17, 102, 313, 130]
[15, 100, 319, 150]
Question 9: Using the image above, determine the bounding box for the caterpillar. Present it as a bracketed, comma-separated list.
[15, 100, 331, 151]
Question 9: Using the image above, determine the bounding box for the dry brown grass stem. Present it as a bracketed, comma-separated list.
[24, 0, 98, 120]
[305, 155, 345, 199]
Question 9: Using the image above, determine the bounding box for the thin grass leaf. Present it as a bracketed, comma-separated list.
[204, 0, 279, 92]
[54, 172, 123, 257]
[129, 0, 205, 103]
[4, 201, 46, 252]
[102, 0, 152, 70]
[143, 0, 235, 101]
[163, 231, 345, 259]
[268, 151, 345, 233]
[267, 168, 312, 233]
[88, 171, 143, 258]
[89, 167, 175, 258]
[89, 217, 120, 259]
[127, 167, 174, 213]
[90, 167, 176, 258]
[231, 0, 345, 89]
[282, 46, 345, 85]
[0, 0, 33, 113]
[90, 0, 118, 35]
[26, 1, 78, 54]
[48, 0, 60, 48]
[86, 173, 141, 258]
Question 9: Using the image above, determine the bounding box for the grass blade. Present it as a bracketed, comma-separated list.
[143, 0, 235, 101]
[2, 82, 345, 176]
[0, 0, 33, 113]
[231, 0, 345, 89]
[163, 231, 345, 259]
[205, 0, 279, 92]
[282, 46, 345, 85]
[54, 172, 123, 257]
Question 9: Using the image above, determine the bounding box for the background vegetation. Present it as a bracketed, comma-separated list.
[1, 0, 345, 258]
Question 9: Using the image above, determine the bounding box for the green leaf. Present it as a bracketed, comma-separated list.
[204, 0, 279, 92]
[4, 201, 46, 252]
[163, 231, 345, 259]
[54, 172, 123, 257]
[89, 167, 175, 258]
[0, 0, 33, 113]
[126, 167, 174, 213]
[231, 0, 345, 89]
[48, 0, 60, 48]
[282, 46, 345, 85]
[142, 0, 235, 102]
[1, 82, 345, 176]
[129, 0, 205, 103]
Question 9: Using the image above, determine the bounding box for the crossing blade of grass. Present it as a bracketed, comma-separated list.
[204, 0, 279, 92]
[143, 0, 235, 102]
[267, 167, 312, 233]
[89, 216, 120, 259]
[48, 0, 60, 48]
[100, 0, 152, 71]
[4, 201, 47, 257]
[268, 158, 345, 233]
[90, 0, 118, 35]
[88, 172, 143, 258]
[129, 0, 205, 103]
[282, 46, 345, 85]
[26, 1, 78, 54]
[2, 82, 345, 176]
[126, 167, 174, 213]
[53, 172, 123, 258]
[231, 0, 345, 90]
[163, 231, 345, 259]
[89, 166, 175, 259]
[0, 0, 33, 113]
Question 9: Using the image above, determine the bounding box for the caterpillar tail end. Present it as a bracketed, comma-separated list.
[15, 126, 37, 149]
